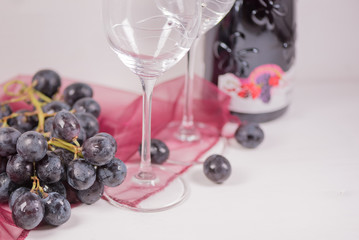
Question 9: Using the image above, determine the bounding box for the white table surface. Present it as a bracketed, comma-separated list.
[1, 0, 359, 239]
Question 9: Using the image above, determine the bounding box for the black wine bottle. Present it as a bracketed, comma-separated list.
[205, 0, 296, 122]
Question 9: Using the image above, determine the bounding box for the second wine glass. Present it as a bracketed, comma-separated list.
[102, 0, 201, 212]
[172, 0, 236, 142]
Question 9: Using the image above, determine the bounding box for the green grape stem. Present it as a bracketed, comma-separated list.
[0, 79, 55, 132]
[34, 89, 52, 103]
[28, 87, 46, 132]
[0, 95, 29, 106]
[48, 137, 83, 159]
[30, 176, 48, 198]
[3, 80, 28, 97]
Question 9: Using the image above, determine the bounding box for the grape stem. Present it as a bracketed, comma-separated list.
[0, 95, 29, 106]
[3, 80, 28, 97]
[29, 161, 48, 198]
[72, 138, 80, 147]
[28, 84, 46, 132]
[34, 89, 52, 103]
[0, 111, 56, 128]
[48, 137, 83, 159]
[0, 79, 55, 132]
[30, 176, 48, 198]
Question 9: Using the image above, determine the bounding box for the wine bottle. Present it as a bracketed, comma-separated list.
[205, 0, 296, 122]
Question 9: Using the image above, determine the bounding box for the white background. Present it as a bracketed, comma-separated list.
[1, 0, 359, 239]
[1, 0, 358, 89]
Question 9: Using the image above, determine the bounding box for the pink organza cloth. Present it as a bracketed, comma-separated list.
[0, 74, 235, 239]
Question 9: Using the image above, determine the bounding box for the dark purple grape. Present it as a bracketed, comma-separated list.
[63, 83, 93, 106]
[67, 159, 96, 190]
[53, 110, 81, 142]
[82, 135, 116, 166]
[75, 112, 99, 138]
[8, 110, 38, 133]
[203, 154, 231, 184]
[32, 69, 61, 98]
[234, 123, 264, 148]
[8, 181, 22, 193]
[138, 139, 169, 164]
[0, 104, 12, 118]
[53, 148, 74, 166]
[0, 127, 21, 157]
[16, 131, 48, 162]
[77, 126, 87, 145]
[12, 191, 45, 230]
[73, 97, 101, 118]
[95, 132, 117, 152]
[42, 182, 67, 198]
[9, 187, 30, 210]
[77, 181, 104, 205]
[37, 152, 65, 184]
[42, 101, 70, 114]
[63, 181, 80, 204]
[0, 156, 8, 173]
[44, 116, 54, 133]
[6, 154, 33, 184]
[43, 192, 71, 226]
[97, 158, 126, 187]
[0, 172, 11, 202]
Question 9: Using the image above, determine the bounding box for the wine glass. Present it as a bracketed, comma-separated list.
[102, 0, 201, 212]
[171, 0, 236, 142]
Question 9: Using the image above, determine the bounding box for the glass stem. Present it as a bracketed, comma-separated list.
[181, 37, 199, 129]
[139, 77, 157, 179]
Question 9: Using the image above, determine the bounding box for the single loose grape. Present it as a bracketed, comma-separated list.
[234, 123, 264, 149]
[203, 154, 231, 184]
[138, 139, 169, 164]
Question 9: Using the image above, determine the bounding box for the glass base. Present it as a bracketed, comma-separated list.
[103, 163, 189, 212]
[174, 124, 201, 142]
[167, 121, 219, 143]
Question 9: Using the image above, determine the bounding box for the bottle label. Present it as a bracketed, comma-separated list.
[218, 64, 293, 114]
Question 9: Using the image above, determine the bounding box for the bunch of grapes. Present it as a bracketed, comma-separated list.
[0, 70, 127, 230]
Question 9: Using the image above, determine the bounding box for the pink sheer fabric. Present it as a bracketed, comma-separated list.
[0, 74, 235, 239]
